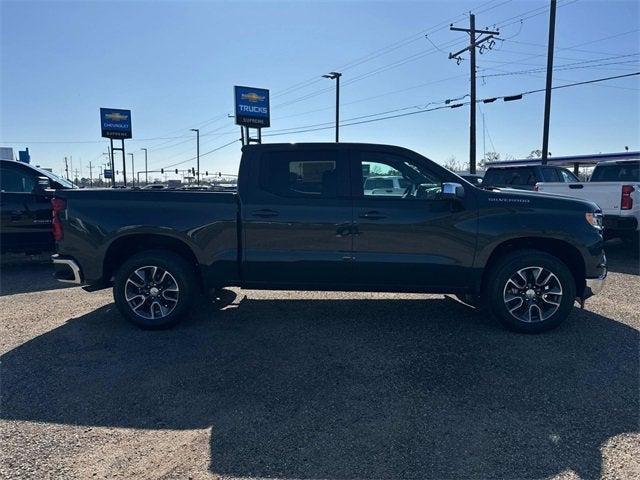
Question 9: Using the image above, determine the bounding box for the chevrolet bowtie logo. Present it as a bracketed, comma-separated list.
[241, 92, 265, 103]
[105, 112, 129, 122]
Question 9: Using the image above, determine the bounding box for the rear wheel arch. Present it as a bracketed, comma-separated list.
[102, 234, 202, 290]
[480, 237, 586, 296]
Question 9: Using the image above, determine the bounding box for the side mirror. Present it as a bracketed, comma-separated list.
[34, 176, 51, 192]
[442, 182, 465, 199]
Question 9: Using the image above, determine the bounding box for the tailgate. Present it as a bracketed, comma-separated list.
[536, 182, 618, 213]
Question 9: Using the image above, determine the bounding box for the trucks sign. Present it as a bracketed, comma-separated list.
[234, 86, 270, 128]
[100, 108, 132, 139]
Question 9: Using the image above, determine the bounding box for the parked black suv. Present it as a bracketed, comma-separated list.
[1, 159, 76, 254]
[483, 165, 579, 190]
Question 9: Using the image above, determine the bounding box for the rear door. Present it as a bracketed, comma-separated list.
[350, 147, 477, 291]
[241, 146, 353, 287]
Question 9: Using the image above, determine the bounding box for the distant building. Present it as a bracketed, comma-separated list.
[0, 147, 15, 161]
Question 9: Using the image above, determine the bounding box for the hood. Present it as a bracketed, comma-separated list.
[481, 186, 600, 212]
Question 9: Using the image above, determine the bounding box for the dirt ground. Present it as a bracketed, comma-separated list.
[1, 241, 638, 479]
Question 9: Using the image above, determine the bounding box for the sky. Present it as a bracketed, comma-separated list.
[1, 0, 639, 181]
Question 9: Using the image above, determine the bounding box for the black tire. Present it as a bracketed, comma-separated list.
[486, 249, 576, 334]
[113, 249, 198, 330]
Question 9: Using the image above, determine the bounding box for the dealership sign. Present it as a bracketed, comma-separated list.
[234, 86, 270, 128]
[100, 108, 132, 139]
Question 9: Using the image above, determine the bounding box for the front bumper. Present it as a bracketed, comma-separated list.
[52, 254, 83, 284]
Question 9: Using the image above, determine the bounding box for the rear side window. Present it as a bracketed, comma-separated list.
[591, 162, 640, 182]
[485, 168, 537, 187]
[258, 150, 345, 198]
[541, 167, 560, 182]
[0, 168, 35, 193]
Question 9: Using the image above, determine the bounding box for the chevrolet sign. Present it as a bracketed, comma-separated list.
[234, 86, 270, 128]
[100, 108, 132, 139]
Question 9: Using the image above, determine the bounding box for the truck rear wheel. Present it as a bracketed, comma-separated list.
[113, 250, 197, 329]
[487, 250, 576, 334]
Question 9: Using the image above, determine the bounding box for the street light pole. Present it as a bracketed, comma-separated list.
[190, 128, 200, 185]
[541, 0, 557, 165]
[322, 72, 342, 142]
[140, 148, 148, 185]
[128, 153, 135, 187]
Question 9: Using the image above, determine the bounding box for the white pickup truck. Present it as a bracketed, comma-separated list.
[536, 159, 639, 242]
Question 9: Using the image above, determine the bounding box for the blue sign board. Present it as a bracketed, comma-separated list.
[103, 169, 113, 179]
[234, 86, 270, 128]
[18, 148, 31, 164]
[100, 108, 132, 139]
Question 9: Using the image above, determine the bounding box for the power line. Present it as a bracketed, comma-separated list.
[159, 138, 241, 169]
[264, 71, 639, 137]
[151, 71, 639, 171]
[480, 59, 639, 78]
[271, 0, 511, 100]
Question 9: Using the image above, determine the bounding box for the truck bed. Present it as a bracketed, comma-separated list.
[55, 189, 240, 285]
[535, 181, 639, 234]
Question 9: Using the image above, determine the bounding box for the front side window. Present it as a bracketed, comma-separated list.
[558, 168, 579, 182]
[259, 151, 342, 198]
[0, 168, 35, 193]
[357, 152, 443, 199]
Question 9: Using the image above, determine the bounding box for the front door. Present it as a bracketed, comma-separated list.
[0, 166, 53, 252]
[350, 148, 477, 291]
[241, 146, 353, 288]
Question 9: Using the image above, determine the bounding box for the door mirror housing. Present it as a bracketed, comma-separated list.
[441, 182, 465, 199]
[34, 176, 51, 192]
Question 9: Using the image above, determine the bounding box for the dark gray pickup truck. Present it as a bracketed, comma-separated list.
[52, 143, 607, 333]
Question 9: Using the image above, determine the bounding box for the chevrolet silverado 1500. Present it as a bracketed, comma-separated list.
[52, 143, 607, 333]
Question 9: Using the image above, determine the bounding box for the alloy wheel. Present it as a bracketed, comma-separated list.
[502, 266, 563, 323]
[124, 265, 179, 320]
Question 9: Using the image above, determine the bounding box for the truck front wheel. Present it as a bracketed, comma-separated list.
[487, 250, 576, 333]
[113, 250, 197, 329]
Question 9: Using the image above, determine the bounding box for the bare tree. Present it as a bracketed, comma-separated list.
[443, 156, 468, 172]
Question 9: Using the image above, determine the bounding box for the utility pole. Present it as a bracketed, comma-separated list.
[449, 15, 499, 174]
[88, 161, 93, 187]
[190, 129, 200, 184]
[541, 0, 557, 165]
[322, 72, 342, 142]
[64, 157, 69, 180]
[73, 169, 79, 185]
[140, 148, 148, 185]
[128, 153, 135, 187]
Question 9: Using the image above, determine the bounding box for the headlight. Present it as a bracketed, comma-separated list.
[585, 211, 603, 230]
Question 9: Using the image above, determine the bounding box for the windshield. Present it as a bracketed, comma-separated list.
[31, 165, 77, 189]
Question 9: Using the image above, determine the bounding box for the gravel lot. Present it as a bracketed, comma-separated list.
[1, 242, 638, 479]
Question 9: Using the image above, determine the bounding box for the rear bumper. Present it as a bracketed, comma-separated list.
[52, 254, 83, 284]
